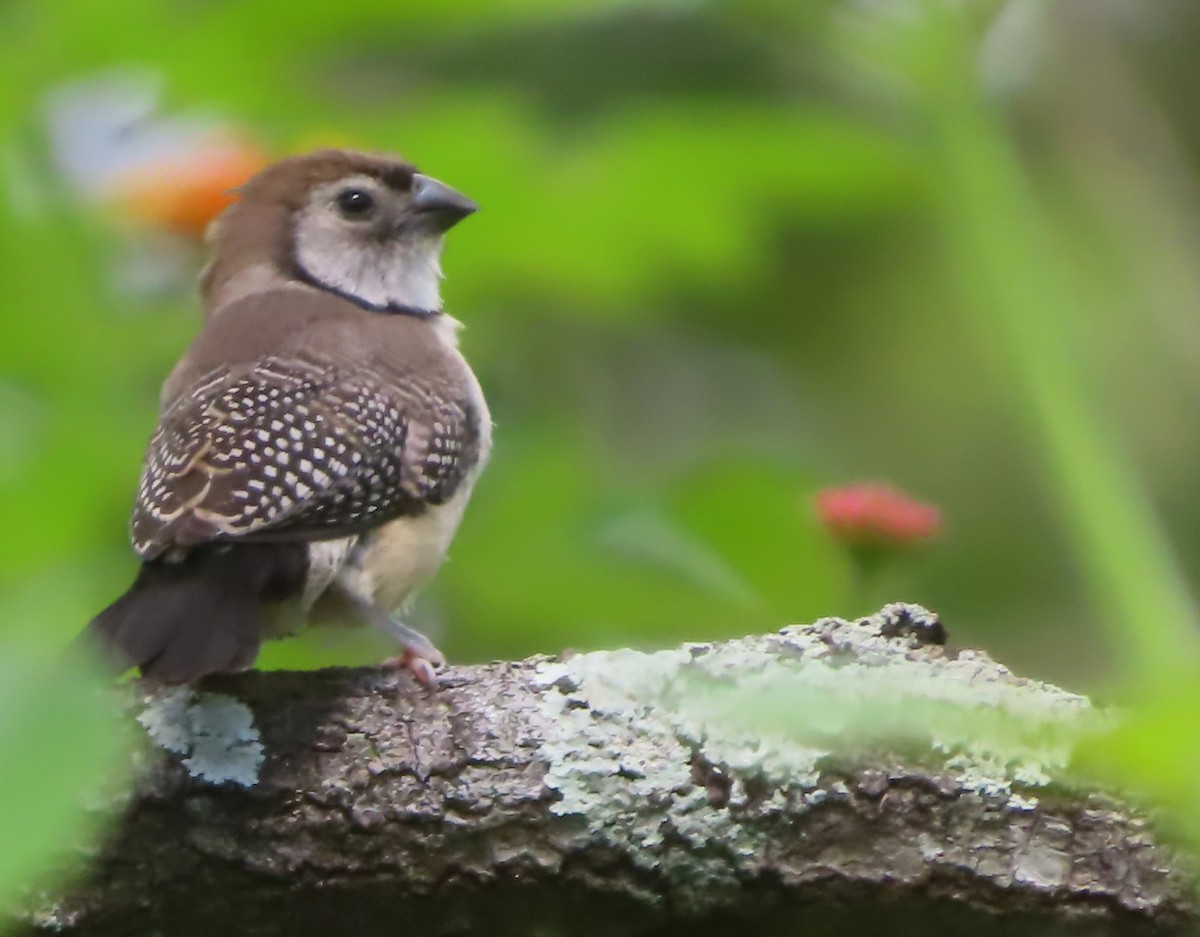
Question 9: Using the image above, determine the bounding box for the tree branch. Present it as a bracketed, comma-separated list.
[21, 605, 1198, 936]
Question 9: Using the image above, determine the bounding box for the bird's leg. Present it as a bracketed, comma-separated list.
[335, 575, 445, 688]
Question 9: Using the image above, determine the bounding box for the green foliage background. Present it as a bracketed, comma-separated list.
[4, 0, 1200, 912]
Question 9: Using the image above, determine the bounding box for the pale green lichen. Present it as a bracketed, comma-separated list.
[24, 901, 67, 933]
[533, 604, 1101, 877]
[137, 689, 264, 787]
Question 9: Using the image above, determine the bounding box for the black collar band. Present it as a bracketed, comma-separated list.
[382, 302, 443, 319]
[290, 257, 443, 320]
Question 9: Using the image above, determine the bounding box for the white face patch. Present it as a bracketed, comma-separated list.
[293, 174, 446, 311]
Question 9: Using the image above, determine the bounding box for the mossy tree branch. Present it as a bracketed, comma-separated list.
[19, 606, 1198, 936]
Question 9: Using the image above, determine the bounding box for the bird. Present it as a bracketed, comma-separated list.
[81, 148, 491, 687]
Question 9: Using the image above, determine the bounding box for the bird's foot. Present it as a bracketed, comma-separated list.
[384, 638, 446, 689]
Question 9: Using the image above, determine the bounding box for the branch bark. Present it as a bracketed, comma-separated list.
[21, 605, 1199, 936]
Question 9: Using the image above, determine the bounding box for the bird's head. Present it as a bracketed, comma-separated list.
[201, 149, 477, 315]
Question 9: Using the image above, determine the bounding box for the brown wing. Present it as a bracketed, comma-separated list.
[132, 356, 481, 560]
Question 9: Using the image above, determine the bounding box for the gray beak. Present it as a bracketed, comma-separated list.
[410, 174, 477, 230]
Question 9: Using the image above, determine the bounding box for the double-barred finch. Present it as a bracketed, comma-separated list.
[83, 149, 491, 686]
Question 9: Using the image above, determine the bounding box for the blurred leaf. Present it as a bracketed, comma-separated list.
[667, 460, 844, 620]
[0, 645, 129, 911]
[441, 432, 841, 658]
[715, 658, 1102, 788]
[597, 505, 762, 609]
[1074, 683, 1200, 846]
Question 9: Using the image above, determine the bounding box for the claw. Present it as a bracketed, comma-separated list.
[384, 646, 444, 689]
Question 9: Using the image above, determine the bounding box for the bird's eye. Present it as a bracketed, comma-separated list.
[335, 188, 375, 218]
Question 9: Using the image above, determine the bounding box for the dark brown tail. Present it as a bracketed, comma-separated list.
[82, 543, 308, 684]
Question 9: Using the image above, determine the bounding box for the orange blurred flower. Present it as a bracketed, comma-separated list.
[815, 483, 942, 548]
[112, 137, 268, 238]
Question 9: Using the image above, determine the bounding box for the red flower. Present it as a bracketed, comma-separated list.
[815, 483, 942, 548]
[111, 137, 268, 238]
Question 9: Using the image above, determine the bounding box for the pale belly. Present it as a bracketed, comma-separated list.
[354, 483, 475, 612]
[270, 474, 477, 636]
[268, 331, 491, 637]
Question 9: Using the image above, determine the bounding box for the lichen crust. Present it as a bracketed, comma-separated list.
[137, 688, 265, 787]
[532, 604, 1098, 887]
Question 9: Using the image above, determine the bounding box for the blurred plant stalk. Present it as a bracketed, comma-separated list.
[835, 0, 1200, 844]
[841, 3, 1200, 684]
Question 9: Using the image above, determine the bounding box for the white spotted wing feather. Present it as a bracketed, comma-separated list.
[133, 357, 481, 560]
